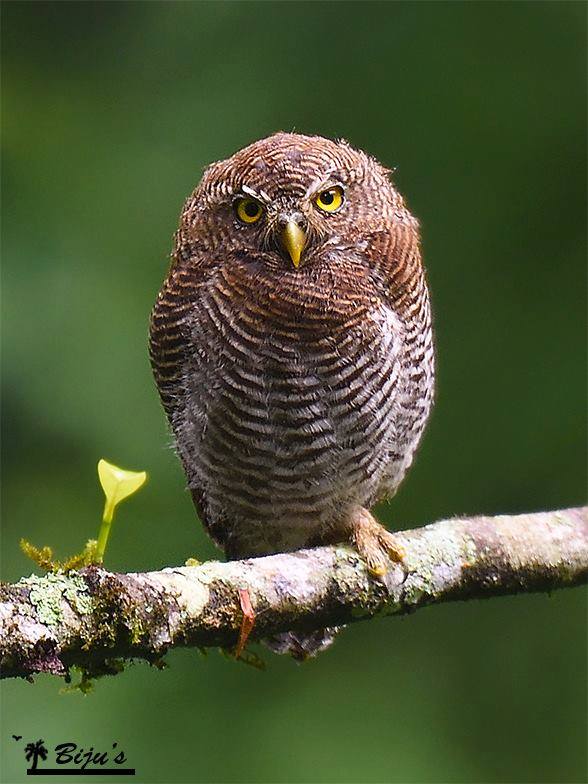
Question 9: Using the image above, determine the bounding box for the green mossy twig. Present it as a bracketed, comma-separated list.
[20, 538, 100, 573]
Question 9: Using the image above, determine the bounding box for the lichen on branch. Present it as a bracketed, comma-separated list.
[1, 507, 586, 681]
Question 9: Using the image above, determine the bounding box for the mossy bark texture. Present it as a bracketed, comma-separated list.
[1, 507, 586, 680]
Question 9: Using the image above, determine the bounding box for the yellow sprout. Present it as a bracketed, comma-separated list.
[96, 459, 147, 563]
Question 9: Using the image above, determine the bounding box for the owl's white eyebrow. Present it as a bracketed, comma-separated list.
[241, 184, 271, 203]
[305, 171, 342, 199]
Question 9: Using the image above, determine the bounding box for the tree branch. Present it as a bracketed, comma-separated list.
[1, 507, 586, 680]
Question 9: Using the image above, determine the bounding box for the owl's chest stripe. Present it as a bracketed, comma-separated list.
[179, 283, 403, 513]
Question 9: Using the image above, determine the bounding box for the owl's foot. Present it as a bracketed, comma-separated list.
[349, 507, 405, 578]
[235, 588, 256, 659]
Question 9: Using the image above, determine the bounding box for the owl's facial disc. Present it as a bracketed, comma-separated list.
[231, 174, 350, 269]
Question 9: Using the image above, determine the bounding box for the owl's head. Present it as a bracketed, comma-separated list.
[177, 133, 417, 272]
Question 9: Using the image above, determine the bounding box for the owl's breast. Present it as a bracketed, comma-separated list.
[170, 258, 430, 557]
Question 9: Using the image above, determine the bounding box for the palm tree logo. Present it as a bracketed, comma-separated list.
[24, 739, 48, 771]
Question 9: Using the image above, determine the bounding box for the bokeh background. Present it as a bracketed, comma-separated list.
[2, 2, 586, 783]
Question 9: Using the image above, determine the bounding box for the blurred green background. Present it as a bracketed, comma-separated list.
[2, 2, 586, 783]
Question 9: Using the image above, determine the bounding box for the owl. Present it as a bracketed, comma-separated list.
[150, 132, 434, 657]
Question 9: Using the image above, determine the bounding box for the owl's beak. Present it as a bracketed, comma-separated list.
[281, 221, 306, 268]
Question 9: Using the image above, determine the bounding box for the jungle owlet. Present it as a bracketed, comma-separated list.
[150, 132, 435, 656]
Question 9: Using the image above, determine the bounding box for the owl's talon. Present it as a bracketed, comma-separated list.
[380, 532, 405, 563]
[235, 588, 256, 659]
[350, 506, 406, 579]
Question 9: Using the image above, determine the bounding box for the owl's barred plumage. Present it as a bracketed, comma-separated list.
[150, 133, 434, 656]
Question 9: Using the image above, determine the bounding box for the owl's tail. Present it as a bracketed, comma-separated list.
[263, 626, 342, 661]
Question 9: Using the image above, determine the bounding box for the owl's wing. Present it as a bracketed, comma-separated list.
[150, 250, 217, 526]
[368, 222, 422, 312]
[149, 268, 186, 421]
[368, 224, 434, 501]
[149, 244, 211, 424]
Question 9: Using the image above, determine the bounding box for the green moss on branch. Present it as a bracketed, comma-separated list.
[1, 506, 586, 681]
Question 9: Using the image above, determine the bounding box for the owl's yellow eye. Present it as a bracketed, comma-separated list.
[315, 186, 344, 213]
[235, 197, 263, 224]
